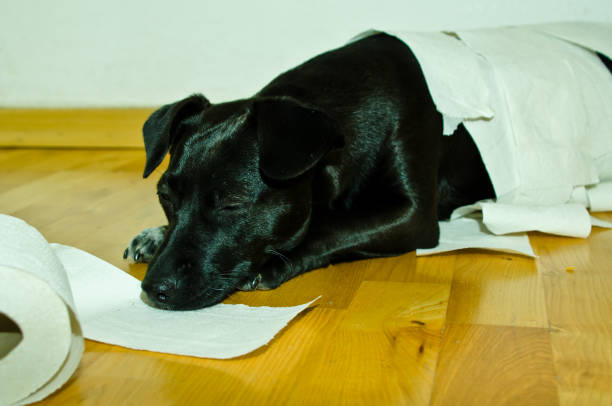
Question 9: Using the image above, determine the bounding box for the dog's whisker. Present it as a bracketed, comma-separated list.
[266, 248, 295, 274]
[215, 274, 237, 281]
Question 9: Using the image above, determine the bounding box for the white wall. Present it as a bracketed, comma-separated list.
[1, 0, 611, 107]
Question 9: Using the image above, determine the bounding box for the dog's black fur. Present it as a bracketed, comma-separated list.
[125, 33, 496, 310]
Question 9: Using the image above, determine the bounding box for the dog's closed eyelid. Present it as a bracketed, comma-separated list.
[217, 197, 247, 209]
[157, 189, 177, 206]
[219, 202, 245, 211]
[210, 192, 248, 212]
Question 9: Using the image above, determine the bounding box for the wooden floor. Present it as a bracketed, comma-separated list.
[1, 112, 612, 405]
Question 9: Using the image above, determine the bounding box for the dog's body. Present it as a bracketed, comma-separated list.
[125, 33, 494, 310]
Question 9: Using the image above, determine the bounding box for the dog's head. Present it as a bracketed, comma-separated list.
[139, 94, 341, 309]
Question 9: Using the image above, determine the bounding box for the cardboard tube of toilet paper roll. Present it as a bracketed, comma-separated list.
[0, 215, 84, 406]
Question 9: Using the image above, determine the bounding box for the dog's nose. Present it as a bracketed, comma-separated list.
[154, 284, 170, 303]
[141, 279, 177, 306]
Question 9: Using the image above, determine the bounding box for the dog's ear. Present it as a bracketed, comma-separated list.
[254, 98, 342, 181]
[142, 94, 211, 178]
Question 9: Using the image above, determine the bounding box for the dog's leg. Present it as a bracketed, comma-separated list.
[259, 204, 438, 289]
[260, 119, 442, 289]
[124, 226, 168, 263]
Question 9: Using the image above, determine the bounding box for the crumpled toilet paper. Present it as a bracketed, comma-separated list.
[387, 23, 612, 205]
[416, 216, 536, 257]
[0, 214, 316, 405]
[451, 200, 611, 238]
[417, 179, 612, 256]
[416, 203, 612, 257]
[379, 22, 612, 255]
[587, 181, 612, 212]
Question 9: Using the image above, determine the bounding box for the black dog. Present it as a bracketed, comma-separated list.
[124, 33, 495, 310]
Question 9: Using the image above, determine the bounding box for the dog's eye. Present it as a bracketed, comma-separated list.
[220, 202, 244, 212]
[212, 191, 246, 212]
[158, 192, 171, 203]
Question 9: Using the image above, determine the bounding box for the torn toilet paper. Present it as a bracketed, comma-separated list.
[453, 201, 597, 238]
[0, 214, 316, 406]
[416, 205, 612, 257]
[416, 216, 536, 257]
[380, 22, 612, 255]
[387, 23, 612, 205]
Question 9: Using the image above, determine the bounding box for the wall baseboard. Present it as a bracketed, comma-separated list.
[0, 109, 154, 148]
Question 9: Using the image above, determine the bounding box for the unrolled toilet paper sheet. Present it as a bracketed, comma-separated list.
[0, 214, 316, 405]
[53, 243, 317, 358]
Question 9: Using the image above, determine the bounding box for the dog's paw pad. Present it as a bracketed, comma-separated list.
[124, 226, 166, 264]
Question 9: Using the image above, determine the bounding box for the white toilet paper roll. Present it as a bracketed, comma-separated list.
[0, 215, 84, 406]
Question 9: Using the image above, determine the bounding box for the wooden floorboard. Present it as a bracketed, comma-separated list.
[1, 116, 612, 405]
[0, 109, 153, 148]
[431, 324, 559, 405]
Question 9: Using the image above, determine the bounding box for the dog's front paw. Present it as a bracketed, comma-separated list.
[123, 226, 167, 264]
